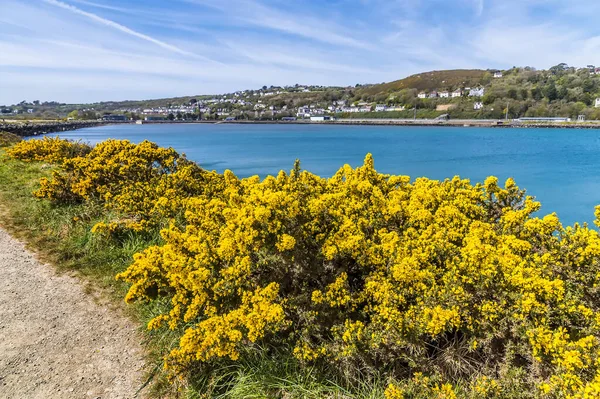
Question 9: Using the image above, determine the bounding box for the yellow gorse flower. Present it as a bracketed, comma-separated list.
[11, 138, 600, 397]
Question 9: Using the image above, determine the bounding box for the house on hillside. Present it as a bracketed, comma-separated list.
[297, 107, 311, 117]
[494, 71, 503, 78]
[469, 87, 485, 97]
[418, 92, 427, 99]
[595, 98, 600, 108]
[439, 91, 450, 98]
[375, 104, 387, 112]
[429, 91, 438, 98]
[360, 105, 372, 112]
[474, 102, 484, 110]
[451, 89, 463, 98]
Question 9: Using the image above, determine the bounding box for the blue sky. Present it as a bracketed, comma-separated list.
[2, 0, 600, 104]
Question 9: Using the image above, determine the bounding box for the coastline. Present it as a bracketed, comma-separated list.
[0, 120, 106, 137]
[5, 118, 600, 137]
[133, 118, 600, 129]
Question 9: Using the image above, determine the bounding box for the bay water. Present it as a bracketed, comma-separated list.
[45, 123, 600, 226]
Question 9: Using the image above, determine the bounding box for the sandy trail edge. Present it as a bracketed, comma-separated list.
[0, 227, 147, 398]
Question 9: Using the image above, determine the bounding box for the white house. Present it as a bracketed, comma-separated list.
[474, 102, 484, 110]
[360, 106, 372, 112]
[429, 91, 438, 98]
[296, 107, 311, 117]
[27, 109, 34, 113]
[342, 106, 360, 113]
[451, 89, 463, 98]
[494, 71, 503, 78]
[439, 91, 450, 98]
[375, 104, 387, 112]
[418, 92, 427, 99]
[469, 87, 485, 97]
[595, 98, 600, 108]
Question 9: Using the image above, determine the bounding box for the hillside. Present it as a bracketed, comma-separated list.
[358, 69, 489, 96]
[4, 65, 600, 121]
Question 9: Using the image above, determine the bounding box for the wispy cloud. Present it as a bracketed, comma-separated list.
[42, 0, 207, 59]
[1, 0, 600, 104]
[181, 0, 372, 49]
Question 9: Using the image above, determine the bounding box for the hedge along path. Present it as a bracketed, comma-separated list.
[0, 227, 147, 399]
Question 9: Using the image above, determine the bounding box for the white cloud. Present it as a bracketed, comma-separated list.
[2, 0, 600, 104]
[42, 0, 210, 60]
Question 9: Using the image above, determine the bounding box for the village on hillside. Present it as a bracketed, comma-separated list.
[5, 66, 600, 122]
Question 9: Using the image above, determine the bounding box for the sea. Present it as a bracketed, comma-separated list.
[43, 123, 600, 226]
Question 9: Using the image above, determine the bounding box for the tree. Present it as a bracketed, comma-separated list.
[167, 113, 175, 121]
[67, 110, 79, 119]
[583, 79, 595, 93]
[520, 88, 529, 100]
[543, 83, 558, 101]
[550, 63, 569, 74]
[531, 87, 543, 101]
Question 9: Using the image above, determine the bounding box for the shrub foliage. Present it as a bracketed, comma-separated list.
[0, 131, 22, 147]
[9, 137, 600, 398]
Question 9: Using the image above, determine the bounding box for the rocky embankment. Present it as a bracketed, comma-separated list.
[0, 121, 106, 137]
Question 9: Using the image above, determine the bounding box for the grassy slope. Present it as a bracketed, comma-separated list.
[358, 69, 488, 96]
[0, 148, 390, 398]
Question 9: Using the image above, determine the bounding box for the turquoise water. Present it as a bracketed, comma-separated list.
[46, 123, 600, 226]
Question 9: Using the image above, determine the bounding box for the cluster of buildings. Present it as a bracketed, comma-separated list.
[295, 101, 406, 118]
[417, 87, 486, 100]
[414, 71, 503, 103]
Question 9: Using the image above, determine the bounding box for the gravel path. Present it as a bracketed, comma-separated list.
[0, 227, 147, 398]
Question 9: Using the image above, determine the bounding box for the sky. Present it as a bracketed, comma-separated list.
[2, 0, 600, 105]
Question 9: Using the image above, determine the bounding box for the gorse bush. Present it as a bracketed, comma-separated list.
[7, 136, 91, 164]
[9, 137, 600, 398]
[12, 138, 223, 234]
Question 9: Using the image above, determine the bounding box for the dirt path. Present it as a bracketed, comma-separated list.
[0, 227, 147, 398]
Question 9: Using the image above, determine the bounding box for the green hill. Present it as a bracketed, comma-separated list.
[358, 69, 489, 96]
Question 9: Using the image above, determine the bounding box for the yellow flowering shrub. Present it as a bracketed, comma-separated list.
[6, 136, 91, 163]
[114, 151, 600, 397]
[16, 139, 223, 234]
[13, 137, 600, 397]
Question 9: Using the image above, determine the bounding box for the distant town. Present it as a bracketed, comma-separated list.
[4, 65, 600, 123]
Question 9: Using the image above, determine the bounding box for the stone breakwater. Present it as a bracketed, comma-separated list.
[0, 121, 107, 137]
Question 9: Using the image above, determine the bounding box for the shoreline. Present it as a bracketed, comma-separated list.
[5, 118, 600, 137]
[130, 119, 600, 129]
[0, 121, 106, 137]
